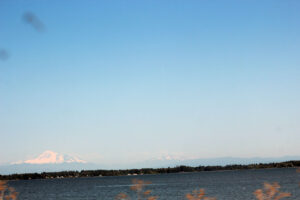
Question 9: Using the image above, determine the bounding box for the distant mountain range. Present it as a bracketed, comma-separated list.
[130, 156, 300, 169]
[1, 151, 300, 175]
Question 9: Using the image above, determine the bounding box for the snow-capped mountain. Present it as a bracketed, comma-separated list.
[0, 151, 94, 175]
[13, 150, 86, 164]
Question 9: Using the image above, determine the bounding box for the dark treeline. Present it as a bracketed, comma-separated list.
[1, 160, 300, 180]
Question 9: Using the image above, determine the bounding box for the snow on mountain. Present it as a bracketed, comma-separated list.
[155, 152, 192, 161]
[13, 150, 86, 165]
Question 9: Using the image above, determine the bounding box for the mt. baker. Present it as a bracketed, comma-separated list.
[13, 150, 86, 164]
[0, 151, 95, 175]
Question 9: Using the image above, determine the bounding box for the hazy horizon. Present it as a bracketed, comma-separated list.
[1, 150, 300, 175]
[3, 150, 300, 166]
[1, 0, 300, 167]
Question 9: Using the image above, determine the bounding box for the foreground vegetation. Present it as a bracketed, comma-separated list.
[1, 168, 299, 200]
[1, 160, 300, 180]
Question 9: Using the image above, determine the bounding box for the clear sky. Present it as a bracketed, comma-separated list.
[0, 0, 300, 165]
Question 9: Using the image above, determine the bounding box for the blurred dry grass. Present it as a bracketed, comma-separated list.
[114, 178, 293, 200]
[115, 192, 130, 200]
[185, 189, 216, 200]
[254, 182, 291, 200]
[115, 179, 158, 200]
[0, 180, 18, 200]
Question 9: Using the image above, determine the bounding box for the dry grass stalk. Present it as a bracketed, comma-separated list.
[185, 189, 216, 200]
[254, 182, 291, 200]
[130, 179, 157, 200]
[115, 192, 130, 200]
[115, 179, 157, 200]
[0, 181, 18, 200]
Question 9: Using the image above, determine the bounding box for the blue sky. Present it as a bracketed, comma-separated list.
[0, 0, 300, 165]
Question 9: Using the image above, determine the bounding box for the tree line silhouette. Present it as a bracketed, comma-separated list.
[1, 160, 299, 180]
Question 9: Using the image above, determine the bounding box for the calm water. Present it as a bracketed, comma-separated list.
[8, 168, 300, 200]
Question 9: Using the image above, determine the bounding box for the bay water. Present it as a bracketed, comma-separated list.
[8, 168, 300, 200]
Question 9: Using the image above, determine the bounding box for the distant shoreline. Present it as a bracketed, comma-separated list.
[1, 160, 299, 181]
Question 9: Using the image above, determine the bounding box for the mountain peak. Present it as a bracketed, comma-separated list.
[13, 151, 86, 164]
